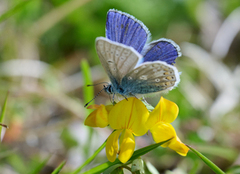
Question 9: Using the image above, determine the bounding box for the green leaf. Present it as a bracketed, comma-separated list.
[187, 145, 226, 174]
[51, 160, 66, 174]
[81, 139, 171, 174]
[110, 167, 124, 174]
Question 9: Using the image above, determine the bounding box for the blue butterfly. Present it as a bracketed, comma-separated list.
[88, 9, 181, 105]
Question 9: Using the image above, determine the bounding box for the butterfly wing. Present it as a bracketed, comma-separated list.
[142, 38, 181, 65]
[106, 9, 150, 54]
[96, 37, 142, 84]
[121, 61, 180, 94]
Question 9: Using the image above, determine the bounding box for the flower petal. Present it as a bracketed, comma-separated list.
[87, 104, 100, 109]
[168, 136, 189, 156]
[146, 97, 178, 128]
[118, 129, 135, 163]
[84, 104, 109, 127]
[106, 130, 122, 162]
[109, 97, 149, 136]
[150, 122, 176, 147]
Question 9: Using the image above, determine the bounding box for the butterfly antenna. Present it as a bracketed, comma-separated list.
[84, 87, 106, 107]
[0, 123, 9, 129]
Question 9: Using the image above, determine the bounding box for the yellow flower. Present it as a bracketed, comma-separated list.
[84, 104, 113, 128]
[106, 97, 149, 163]
[146, 97, 189, 156]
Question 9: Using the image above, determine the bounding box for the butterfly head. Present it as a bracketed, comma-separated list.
[103, 84, 114, 94]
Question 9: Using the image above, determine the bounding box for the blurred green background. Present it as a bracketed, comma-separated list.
[0, 0, 240, 173]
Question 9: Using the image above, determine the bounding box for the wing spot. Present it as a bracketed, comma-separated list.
[134, 70, 139, 73]
[164, 72, 170, 75]
[140, 75, 147, 80]
[163, 68, 169, 71]
[155, 78, 160, 82]
[108, 60, 114, 64]
[166, 82, 171, 86]
[113, 68, 116, 71]
[167, 76, 172, 80]
[123, 50, 129, 55]
[128, 76, 132, 80]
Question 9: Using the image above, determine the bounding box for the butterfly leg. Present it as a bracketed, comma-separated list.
[130, 93, 138, 99]
[142, 96, 150, 105]
[120, 94, 128, 101]
[111, 93, 115, 104]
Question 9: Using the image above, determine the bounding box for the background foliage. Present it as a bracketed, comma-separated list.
[0, 0, 240, 173]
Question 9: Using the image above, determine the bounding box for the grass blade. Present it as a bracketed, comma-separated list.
[71, 140, 107, 174]
[81, 59, 94, 111]
[51, 160, 66, 174]
[0, 0, 32, 23]
[187, 145, 225, 174]
[0, 92, 9, 140]
[28, 156, 50, 174]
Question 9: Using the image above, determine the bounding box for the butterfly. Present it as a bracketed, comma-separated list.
[87, 9, 181, 106]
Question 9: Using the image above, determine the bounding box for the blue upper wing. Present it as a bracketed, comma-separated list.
[106, 9, 150, 54]
[142, 38, 181, 65]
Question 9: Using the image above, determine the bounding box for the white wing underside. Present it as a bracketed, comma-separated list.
[126, 61, 180, 89]
[95, 37, 142, 83]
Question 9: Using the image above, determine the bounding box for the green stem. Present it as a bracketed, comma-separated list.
[187, 145, 225, 174]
